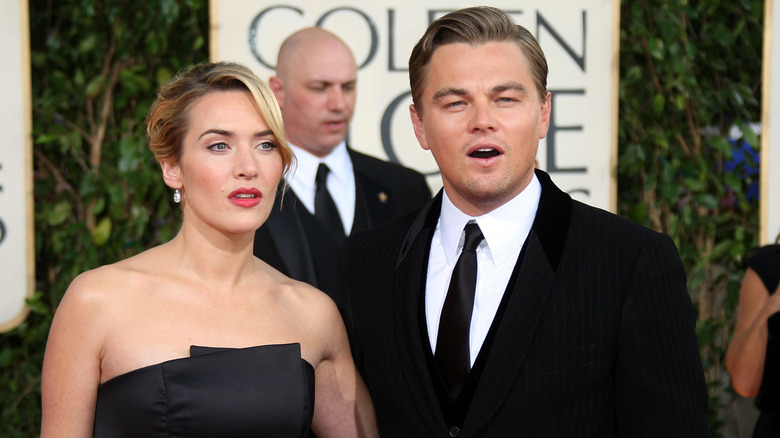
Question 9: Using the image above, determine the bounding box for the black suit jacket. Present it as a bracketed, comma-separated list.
[254, 148, 431, 300]
[340, 170, 709, 437]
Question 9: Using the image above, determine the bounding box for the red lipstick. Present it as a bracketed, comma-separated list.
[228, 187, 262, 208]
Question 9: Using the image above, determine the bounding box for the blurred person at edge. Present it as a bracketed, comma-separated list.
[727, 233, 780, 437]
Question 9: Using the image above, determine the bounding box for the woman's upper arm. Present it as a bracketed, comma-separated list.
[41, 274, 107, 438]
[310, 296, 377, 438]
[733, 268, 771, 336]
[725, 268, 780, 396]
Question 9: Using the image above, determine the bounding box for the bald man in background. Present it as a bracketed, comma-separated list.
[253, 27, 431, 300]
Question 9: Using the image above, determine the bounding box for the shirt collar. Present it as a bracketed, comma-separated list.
[287, 141, 351, 189]
[439, 174, 541, 265]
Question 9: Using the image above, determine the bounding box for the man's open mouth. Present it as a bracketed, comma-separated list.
[469, 148, 500, 158]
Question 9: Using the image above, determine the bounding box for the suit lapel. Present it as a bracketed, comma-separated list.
[349, 148, 391, 232]
[389, 171, 572, 435]
[263, 185, 318, 286]
[462, 231, 556, 433]
[352, 174, 372, 232]
[393, 194, 447, 433]
[463, 170, 572, 434]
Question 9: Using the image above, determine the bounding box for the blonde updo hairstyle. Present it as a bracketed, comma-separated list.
[146, 61, 294, 178]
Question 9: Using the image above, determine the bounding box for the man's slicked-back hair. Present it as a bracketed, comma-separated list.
[408, 6, 548, 115]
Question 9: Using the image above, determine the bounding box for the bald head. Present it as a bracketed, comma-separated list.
[270, 27, 358, 157]
[277, 28, 355, 78]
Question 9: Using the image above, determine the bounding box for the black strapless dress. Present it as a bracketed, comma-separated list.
[93, 343, 315, 437]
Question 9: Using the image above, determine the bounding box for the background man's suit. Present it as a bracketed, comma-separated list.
[254, 148, 431, 300]
[340, 169, 709, 437]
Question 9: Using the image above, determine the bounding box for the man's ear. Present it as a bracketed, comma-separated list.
[160, 161, 182, 189]
[409, 104, 429, 151]
[539, 92, 552, 140]
[269, 76, 284, 109]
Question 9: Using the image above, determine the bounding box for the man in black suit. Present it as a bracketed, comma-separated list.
[340, 7, 709, 437]
[253, 27, 431, 300]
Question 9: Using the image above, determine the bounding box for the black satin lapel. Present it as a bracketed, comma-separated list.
[463, 232, 556, 433]
[264, 189, 318, 286]
[532, 169, 572, 271]
[351, 174, 372, 233]
[349, 148, 377, 233]
[393, 199, 446, 433]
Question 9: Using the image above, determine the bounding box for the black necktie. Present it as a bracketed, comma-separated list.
[314, 163, 345, 244]
[435, 221, 484, 401]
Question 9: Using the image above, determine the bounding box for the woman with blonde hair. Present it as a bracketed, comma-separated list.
[41, 61, 376, 438]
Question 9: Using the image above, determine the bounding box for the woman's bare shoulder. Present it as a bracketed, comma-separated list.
[263, 262, 334, 304]
[62, 246, 168, 308]
[256, 260, 340, 324]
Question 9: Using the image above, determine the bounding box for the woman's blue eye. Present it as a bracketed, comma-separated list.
[208, 142, 228, 151]
[258, 141, 277, 151]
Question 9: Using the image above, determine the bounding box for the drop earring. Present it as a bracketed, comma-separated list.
[173, 188, 181, 203]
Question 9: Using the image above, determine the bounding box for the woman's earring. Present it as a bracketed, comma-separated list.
[173, 189, 181, 204]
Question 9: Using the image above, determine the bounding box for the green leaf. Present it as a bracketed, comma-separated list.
[47, 201, 73, 226]
[193, 36, 205, 51]
[685, 178, 706, 191]
[92, 217, 113, 246]
[725, 174, 742, 192]
[25, 293, 50, 315]
[674, 94, 686, 111]
[77, 34, 98, 54]
[85, 75, 104, 97]
[740, 123, 760, 147]
[648, 37, 665, 59]
[92, 197, 106, 216]
[709, 240, 733, 260]
[695, 193, 719, 209]
[73, 69, 85, 87]
[36, 133, 60, 144]
[652, 93, 665, 114]
[708, 136, 732, 155]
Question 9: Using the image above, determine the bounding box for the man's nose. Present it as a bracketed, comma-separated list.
[467, 101, 497, 133]
[327, 87, 347, 111]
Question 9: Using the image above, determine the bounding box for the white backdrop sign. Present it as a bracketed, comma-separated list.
[762, 0, 780, 244]
[0, 0, 34, 332]
[211, 0, 619, 211]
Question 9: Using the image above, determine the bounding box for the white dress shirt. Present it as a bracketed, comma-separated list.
[426, 174, 541, 365]
[286, 142, 356, 234]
